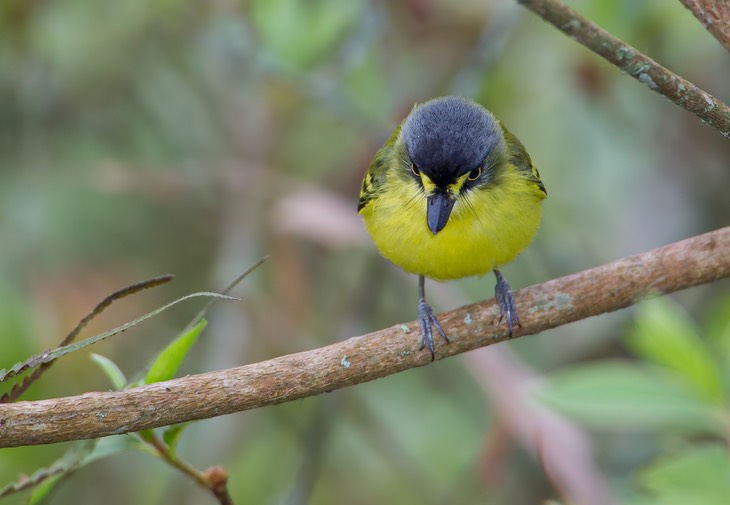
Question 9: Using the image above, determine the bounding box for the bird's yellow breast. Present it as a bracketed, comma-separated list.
[360, 165, 543, 281]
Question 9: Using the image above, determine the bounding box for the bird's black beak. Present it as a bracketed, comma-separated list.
[426, 192, 455, 235]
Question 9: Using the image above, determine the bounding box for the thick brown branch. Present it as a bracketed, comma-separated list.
[516, 0, 730, 139]
[1, 227, 729, 448]
[679, 0, 730, 52]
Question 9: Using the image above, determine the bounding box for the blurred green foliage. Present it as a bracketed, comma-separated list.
[1, 0, 729, 504]
[145, 318, 206, 385]
[540, 296, 730, 504]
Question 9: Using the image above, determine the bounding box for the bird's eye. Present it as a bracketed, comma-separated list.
[467, 166, 482, 181]
[411, 163, 420, 177]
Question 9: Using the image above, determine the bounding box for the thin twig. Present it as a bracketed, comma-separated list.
[181, 256, 268, 335]
[679, 0, 730, 52]
[144, 433, 233, 505]
[0, 227, 728, 448]
[516, 0, 730, 139]
[145, 434, 210, 489]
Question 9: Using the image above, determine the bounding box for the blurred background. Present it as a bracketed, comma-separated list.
[1, 0, 729, 504]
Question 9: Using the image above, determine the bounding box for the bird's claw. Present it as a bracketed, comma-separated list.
[417, 298, 449, 361]
[495, 274, 521, 337]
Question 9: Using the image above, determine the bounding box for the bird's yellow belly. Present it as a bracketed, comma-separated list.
[362, 179, 543, 281]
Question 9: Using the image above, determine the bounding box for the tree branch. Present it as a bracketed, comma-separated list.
[1, 227, 729, 448]
[679, 0, 730, 52]
[516, 0, 730, 139]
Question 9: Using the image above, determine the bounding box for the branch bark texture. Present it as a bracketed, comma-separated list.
[1, 227, 729, 448]
[516, 0, 730, 139]
[680, 0, 730, 52]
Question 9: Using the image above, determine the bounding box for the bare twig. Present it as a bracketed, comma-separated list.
[181, 256, 268, 335]
[144, 433, 233, 505]
[0, 227, 728, 448]
[679, 0, 730, 52]
[516, 0, 730, 139]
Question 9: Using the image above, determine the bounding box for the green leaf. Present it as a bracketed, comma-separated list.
[162, 424, 188, 458]
[638, 444, 730, 505]
[536, 361, 722, 434]
[27, 473, 64, 505]
[82, 435, 143, 463]
[90, 353, 127, 390]
[629, 297, 723, 405]
[137, 429, 156, 444]
[145, 319, 206, 385]
[720, 319, 730, 394]
[702, 290, 730, 352]
[706, 296, 730, 394]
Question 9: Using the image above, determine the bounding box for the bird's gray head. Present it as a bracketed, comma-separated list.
[400, 96, 505, 235]
[401, 96, 502, 188]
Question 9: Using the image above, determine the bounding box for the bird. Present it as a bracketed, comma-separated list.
[358, 96, 546, 359]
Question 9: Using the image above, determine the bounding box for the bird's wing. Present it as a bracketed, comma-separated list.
[358, 126, 402, 212]
[501, 125, 547, 198]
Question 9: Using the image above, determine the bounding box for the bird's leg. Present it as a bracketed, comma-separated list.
[417, 275, 449, 360]
[494, 269, 521, 337]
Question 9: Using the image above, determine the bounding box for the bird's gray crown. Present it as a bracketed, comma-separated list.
[402, 97, 501, 186]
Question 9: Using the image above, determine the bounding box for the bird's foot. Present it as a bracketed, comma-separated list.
[495, 273, 521, 337]
[417, 298, 449, 361]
